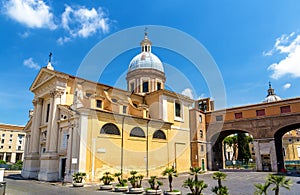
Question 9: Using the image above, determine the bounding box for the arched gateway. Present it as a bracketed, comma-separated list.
[205, 97, 300, 172]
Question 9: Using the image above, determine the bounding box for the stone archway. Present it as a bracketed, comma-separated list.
[274, 123, 300, 172]
[208, 129, 252, 171]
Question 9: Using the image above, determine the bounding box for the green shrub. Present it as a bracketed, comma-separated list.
[0, 160, 6, 165]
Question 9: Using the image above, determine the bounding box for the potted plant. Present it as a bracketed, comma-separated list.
[267, 174, 292, 195]
[114, 172, 128, 192]
[72, 172, 86, 187]
[162, 167, 180, 195]
[99, 172, 114, 190]
[146, 176, 163, 195]
[183, 167, 207, 195]
[128, 171, 144, 194]
[211, 171, 228, 195]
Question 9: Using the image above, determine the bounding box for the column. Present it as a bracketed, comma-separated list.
[253, 140, 262, 171]
[30, 98, 43, 154]
[269, 140, 278, 172]
[49, 90, 62, 153]
[78, 109, 89, 173]
[45, 95, 54, 151]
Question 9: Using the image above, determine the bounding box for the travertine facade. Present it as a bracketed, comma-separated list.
[0, 123, 25, 163]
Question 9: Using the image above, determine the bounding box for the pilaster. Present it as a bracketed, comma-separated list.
[38, 89, 63, 181]
[22, 97, 43, 179]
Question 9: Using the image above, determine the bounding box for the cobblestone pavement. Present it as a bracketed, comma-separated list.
[4, 171, 300, 195]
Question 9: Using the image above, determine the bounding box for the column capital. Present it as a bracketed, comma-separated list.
[32, 98, 43, 106]
[50, 89, 64, 98]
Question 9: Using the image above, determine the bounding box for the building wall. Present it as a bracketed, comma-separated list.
[23, 68, 192, 182]
[0, 124, 25, 163]
[283, 130, 300, 161]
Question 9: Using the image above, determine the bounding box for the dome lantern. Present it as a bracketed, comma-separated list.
[126, 30, 166, 94]
[264, 82, 281, 103]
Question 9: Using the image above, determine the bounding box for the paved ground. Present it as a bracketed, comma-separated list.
[3, 171, 300, 194]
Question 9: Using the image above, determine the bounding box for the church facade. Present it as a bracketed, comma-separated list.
[22, 33, 212, 181]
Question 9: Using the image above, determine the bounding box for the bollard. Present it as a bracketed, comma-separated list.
[0, 168, 5, 195]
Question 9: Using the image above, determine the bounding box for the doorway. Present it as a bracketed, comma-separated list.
[60, 158, 67, 179]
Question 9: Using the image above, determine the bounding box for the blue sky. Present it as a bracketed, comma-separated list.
[1, 0, 300, 125]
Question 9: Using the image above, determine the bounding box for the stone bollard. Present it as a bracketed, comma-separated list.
[0, 168, 4, 182]
[0, 168, 5, 195]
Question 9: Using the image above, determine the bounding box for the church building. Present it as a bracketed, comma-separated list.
[22, 32, 213, 181]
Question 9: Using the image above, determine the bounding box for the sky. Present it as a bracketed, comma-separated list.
[1, 0, 300, 125]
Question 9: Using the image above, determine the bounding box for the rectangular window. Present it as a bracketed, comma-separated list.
[1, 139, 4, 144]
[142, 81, 149, 93]
[234, 112, 243, 119]
[0, 146, 3, 149]
[175, 102, 181, 117]
[199, 115, 202, 123]
[9, 139, 12, 144]
[256, 109, 265, 116]
[123, 106, 127, 114]
[2, 134, 4, 137]
[10, 134, 13, 138]
[8, 146, 11, 149]
[46, 103, 50, 122]
[280, 106, 291, 114]
[157, 82, 161, 90]
[201, 145, 204, 152]
[96, 100, 102, 108]
[18, 146, 21, 150]
[216, 115, 223, 121]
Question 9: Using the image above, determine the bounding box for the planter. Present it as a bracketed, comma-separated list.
[73, 182, 84, 187]
[146, 189, 162, 195]
[128, 187, 144, 194]
[164, 191, 181, 195]
[114, 185, 129, 192]
[100, 184, 113, 190]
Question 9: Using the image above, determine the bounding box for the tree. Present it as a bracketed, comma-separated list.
[254, 182, 270, 195]
[267, 174, 292, 195]
[212, 172, 226, 188]
[162, 167, 178, 192]
[211, 172, 228, 195]
[183, 167, 207, 195]
[237, 133, 251, 164]
[99, 172, 114, 185]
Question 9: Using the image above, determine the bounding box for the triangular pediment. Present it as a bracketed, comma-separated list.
[30, 68, 56, 91]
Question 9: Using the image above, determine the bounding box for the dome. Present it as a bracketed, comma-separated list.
[264, 82, 281, 103]
[264, 95, 281, 103]
[128, 52, 164, 72]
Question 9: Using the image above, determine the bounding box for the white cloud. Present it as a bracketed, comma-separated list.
[181, 88, 194, 99]
[266, 32, 300, 79]
[23, 58, 40, 70]
[61, 5, 110, 39]
[19, 31, 30, 38]
[57, 36, 71, 45]
[283, 83, 291, 90]
[3, 0, 56, 29]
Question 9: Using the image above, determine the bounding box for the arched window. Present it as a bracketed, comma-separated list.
[100, 123, 120, 135]
[153, 130, 166, 140]
[130, 127, 145, 138]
